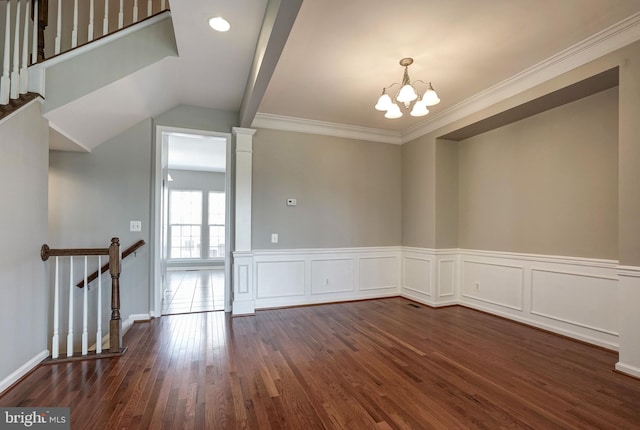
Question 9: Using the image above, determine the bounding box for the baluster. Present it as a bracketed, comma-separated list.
[161, 0, 166, 11]
[67, 256, 74, 357]
[96, 255, 102, 354]
[88, 0, 94, 42]
[82, 256, 88, 355]
[71, 0, 78, 48]
[133, 0, 138, 23]
[31, 0, 37, 64]
[147, 0, 151, 17]
[10, 0, 21, 100]
[1, 0, 11, 105]
[19, 0, 29, 94]
[51, 257, 60, 359]
[102, 0, 109, 36]
[54, 0, 61, 54]
[118, 0, 123, 29]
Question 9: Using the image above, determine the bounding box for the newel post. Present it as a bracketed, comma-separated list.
[108, 237, 122, 352]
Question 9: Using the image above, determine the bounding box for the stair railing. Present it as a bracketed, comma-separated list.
[0, 0, 170, 114]
[41, 237, 123, 359]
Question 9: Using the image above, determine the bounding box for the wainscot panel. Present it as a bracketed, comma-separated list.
[461, 260, 525, 311]
[311, 259, 355, 295]
[252, 247, 402, 309]
[457, 249, 619, 350]
[401, 248, 458, 307]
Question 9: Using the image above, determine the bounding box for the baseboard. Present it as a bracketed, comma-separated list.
[400, 292, 457, 308]
[615, 362, 640, 379]
[0, 350, 49, 395]
[90, 313, 151, 350]
[459, 301, 618, 351]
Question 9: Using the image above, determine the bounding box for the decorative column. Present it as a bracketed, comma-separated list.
[616, 52, 640, 379]
[232, 127, 256, 316]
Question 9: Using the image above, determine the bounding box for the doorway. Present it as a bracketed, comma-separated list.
[152, 127, 232, 316]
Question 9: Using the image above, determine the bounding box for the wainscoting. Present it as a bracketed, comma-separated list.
[456, 249, 620, 350]
[235, 247, 624, 352]
[250, 247, 402, 309]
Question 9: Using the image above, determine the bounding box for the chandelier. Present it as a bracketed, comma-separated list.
[374, 58, 440, 119]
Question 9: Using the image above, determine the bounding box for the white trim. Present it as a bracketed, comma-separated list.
[458, 248, 618, 268]
[615, 362, 640, 379]
[123, 313, 150, 334]
[152, 125, 233, 318]
[252, 246, 403, 257]
[0, 350, 49, 395]
[253, 12, 640, 145]
[618, 265, 640, 278]
[252, 113, 402, 145]
[461, 301, 619, 351]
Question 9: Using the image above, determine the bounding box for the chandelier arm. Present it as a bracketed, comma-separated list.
[382, 82, 401, 92]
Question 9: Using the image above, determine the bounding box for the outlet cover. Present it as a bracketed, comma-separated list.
[130, 220, 142, 232]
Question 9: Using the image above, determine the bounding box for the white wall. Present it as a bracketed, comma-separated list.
[0, 101, 50, 392]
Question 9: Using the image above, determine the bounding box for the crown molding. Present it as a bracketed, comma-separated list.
[251, 113, 402, 144]
[402, 11, 640, 143]
[254, 12, 640, 145]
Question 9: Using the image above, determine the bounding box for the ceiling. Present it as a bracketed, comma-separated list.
[48, 0, 640, 151]
[168, 133, 227, 172]
[258, 0, 640, 135]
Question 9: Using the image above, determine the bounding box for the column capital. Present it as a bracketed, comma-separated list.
[232, 127, 257, 136]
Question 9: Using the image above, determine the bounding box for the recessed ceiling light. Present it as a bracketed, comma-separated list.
[209, 17, 230, 32]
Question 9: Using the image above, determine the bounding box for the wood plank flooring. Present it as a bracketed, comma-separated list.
[2, 297, 639, 429]
[162, 270, 226, 315]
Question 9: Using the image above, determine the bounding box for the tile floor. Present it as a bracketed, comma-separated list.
[161, 269, 225, 315]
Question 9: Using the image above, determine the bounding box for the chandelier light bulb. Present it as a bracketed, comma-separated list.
[384, 103, 403, 119]
[375, 93, 392, 111]
[397, 84, 417, 103]
[422, 84, 440, 106]
[410, 100, 429, 117]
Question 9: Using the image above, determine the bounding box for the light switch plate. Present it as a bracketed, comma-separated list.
[130, 220, 142, 232]
[287, 198, 297, 206]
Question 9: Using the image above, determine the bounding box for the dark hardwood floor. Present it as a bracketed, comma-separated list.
[2, 297, 639, 429]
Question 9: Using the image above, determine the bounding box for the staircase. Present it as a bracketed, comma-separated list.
[0, 0, 174, 141]
[40, 238, 146, 362]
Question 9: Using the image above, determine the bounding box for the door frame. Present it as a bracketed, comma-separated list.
[152, 126, 233, 316]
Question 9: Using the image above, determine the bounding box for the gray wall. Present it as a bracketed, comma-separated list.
[402, 40, 640, 263]
[252, 129, 402, 249]
[401, 136, 436, 248]
[44, 15, 178, 113]
[49, 119, 153, 320]
[457, 88, 618, 258]
[0, 101, 49, 386]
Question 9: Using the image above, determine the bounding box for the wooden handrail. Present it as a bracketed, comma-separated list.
[75, 239, 145, 288]
[41, 237, 124, 356]
[41, 244, 109, 261]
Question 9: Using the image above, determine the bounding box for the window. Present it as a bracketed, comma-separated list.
[208, 192, 225, 257]
[169, 190, 202, 259]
